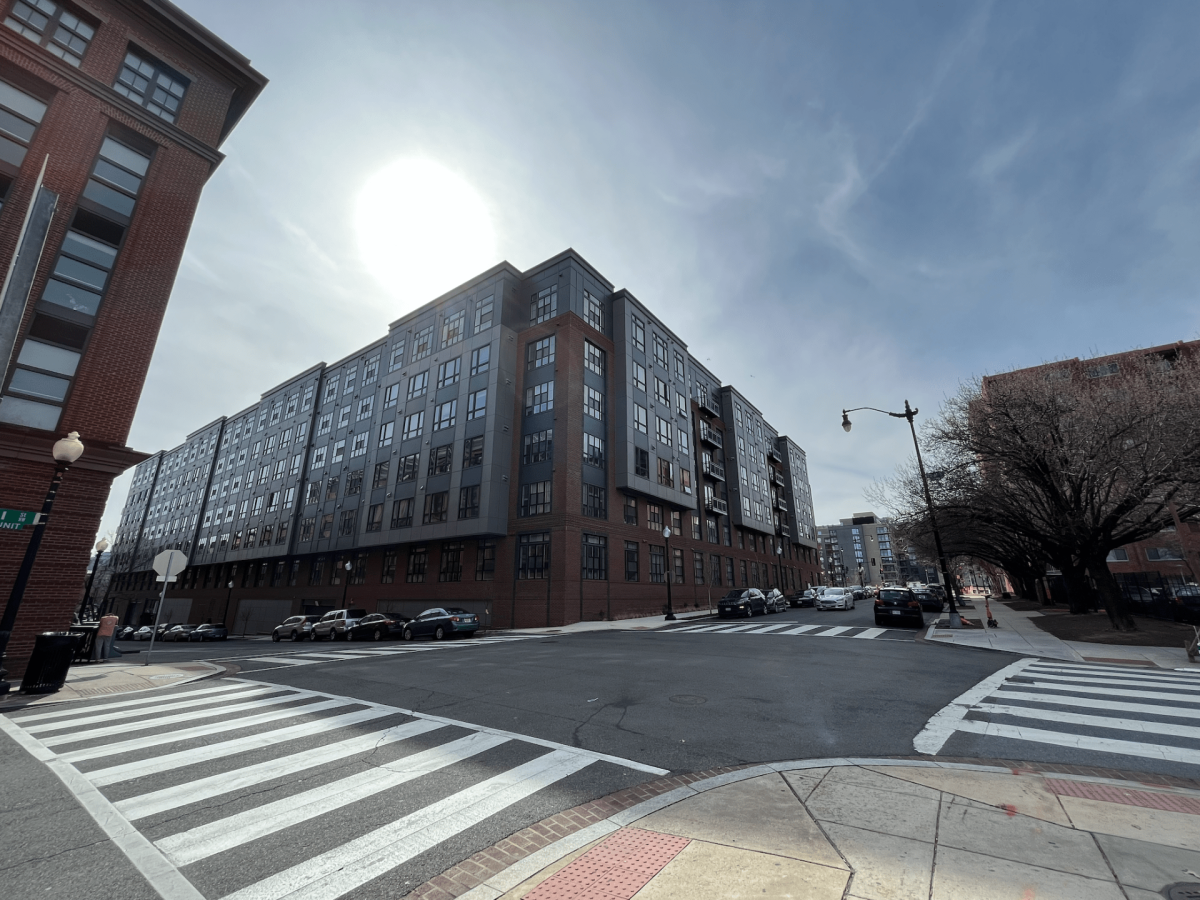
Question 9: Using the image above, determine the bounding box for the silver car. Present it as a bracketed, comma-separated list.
[817, 588, 855, 611]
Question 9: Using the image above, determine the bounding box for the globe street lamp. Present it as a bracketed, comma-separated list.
[0, 431, 85, 694]
[662, 526, 676, 621]
[77, 537, 110, 623]
[841, 402, 963, 627]
[340, 559, 353, 609]
[221, 579, 235, 626]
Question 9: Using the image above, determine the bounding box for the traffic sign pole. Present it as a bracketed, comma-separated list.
[145, 549, 188, 667]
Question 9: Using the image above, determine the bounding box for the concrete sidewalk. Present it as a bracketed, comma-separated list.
[435, 759, 1200, 900]
[502, 608, 716, 636]
[925, 600, 1199, 670]
[0, 658, 222, 712]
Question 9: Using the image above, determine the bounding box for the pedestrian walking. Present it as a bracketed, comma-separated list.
[93, 614, 119, 661]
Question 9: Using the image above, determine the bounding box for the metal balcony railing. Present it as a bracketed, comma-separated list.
[699, 421, 724, 448]
[775, 495, 789, 511]
[704, 496, 728, 516]
[771, 470, 785, 487]
[698, 394, 721, 418]
[767, 445, 782, 463]
[702, 459, 726, 481]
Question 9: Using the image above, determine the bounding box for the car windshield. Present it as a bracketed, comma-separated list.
[721, 591, 744, 600]
[446, 608, 471, 614]
[879, 590, 909, 601]
[347, 609, 367, 618]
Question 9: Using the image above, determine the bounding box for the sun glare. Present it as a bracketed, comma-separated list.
[355, 159, 496, 313]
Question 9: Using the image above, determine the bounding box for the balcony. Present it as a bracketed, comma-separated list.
[767, 445, 782, 463]
[777, 523, 790, 538]
[771, 470, 785, 487]
[702, 458, 726, 481]
[698, 394, 721, 418]
[704, 496, 728, 516]
[699, 421, 724, 448]
[775, 495, 789, 512]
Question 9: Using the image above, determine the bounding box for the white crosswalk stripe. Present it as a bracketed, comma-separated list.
[915, 659, 1200, 766]
[236, 634, 539, 669]
[1, 677, 664, 900]
[664, 621, 914, 640]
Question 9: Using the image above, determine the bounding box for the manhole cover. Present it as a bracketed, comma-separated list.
[669, 694, 706, 706]
[1167, 884, 1200, 900]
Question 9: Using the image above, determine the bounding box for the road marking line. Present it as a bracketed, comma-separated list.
[218, 751, 593, 900]
[1025, 665, 1200, 686]
[9, 682, 255, 724]
[994, 689, 1200, 720]
[287, 651, 379, 660]
[742, 624, 791, 634]
[666, 623, 722, 632]
[1008, 681, 1200, 704]
[973, 702, 1200, 740]
[38, 692, 309, 746]
[0, 714, 204, 900]
[116, 719, 446, 821]
[60, 699, 348, 763]
[853, 628, 887, 639]
[1016, 672, 1200, 691]
[711, 624, 761, 633]
[950, 717, 1200, 765]
[816, 626, 853, 637]
[86, 707, 394, 786]
[158, 731, 511, 866]
[21, 685, 277, 733]
[242, 657, 322, 665]
[913, 658, 1039, 754]
[777, 625, 821, 635]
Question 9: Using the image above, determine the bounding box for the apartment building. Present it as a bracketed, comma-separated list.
[0, 0, 263, 677]
[106, 250, 821, 632]
[816, 512, 899, 587]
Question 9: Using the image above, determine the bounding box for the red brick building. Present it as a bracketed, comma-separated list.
[0, 0, 263, 679]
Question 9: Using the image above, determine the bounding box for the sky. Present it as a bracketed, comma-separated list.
[96, 0, 1200, 541]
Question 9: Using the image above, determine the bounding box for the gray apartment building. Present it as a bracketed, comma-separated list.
[816, 512, 897, 587]
[106, 250, 821, 632]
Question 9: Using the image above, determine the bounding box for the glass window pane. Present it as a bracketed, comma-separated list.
[92, 158, 141, 193]
[53, 255, 107, 290]
[99, 137, 149, 175]
[17, 339, 79, 375]
[0, 134, 27, 168]
[0, 394, 60, 430]
[0, 80, 47, 123]
[41, 277, 100, 315]
[61, 231, 117, 269]
[0, 108, 35, 143]
[82, 179, 135, 217]
[8, 367, 69, 401]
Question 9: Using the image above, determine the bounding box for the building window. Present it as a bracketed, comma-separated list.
[389, 339, 405, 371]
[381, 549, 397, 584]
[331, 440, 345, 463]
[680, 468, 692, 495]
[522, 428, 553, 465]
[470, 344, 490, 376]
[526, 381, 554, 415]
[391, 497, 413, 528]
[583, 433, 604, 468]
[657, 457, 674, 488]
[624, 495, 638, 525]
[584, 341, 605, 376]
[439, 542, 464, 582]
[437, 356, 461, 389]
[308, 556, 325, 586]
[582, 534, 607, 580]
[5, 1, 95, 66]
[323, 377, 339, 404]
[583, 290, 604, 331]
[383, 383, 400, 408]
[113, 48, 188, 123]
[441, 310, 466, 347]
[624, 541, 639, 581]
[463, 435, 484, 467]
[633, 362, 646, 393]
[412, 325, 434, 360]
[363, 354, 380, 384]
[1106, 548, 1129, 562]
[432, 399, 456, 431]
[458, 485, 480, 519]
[692, 515, 702, 540]
[406, 547, 428, 583]
[398, 453, 420, 482]
[517, 532, 550, 579]
[633, 404, 648, 434]
[357, 396, 374, 420]
[366, 503, 384, 532]
[647, 503, 663, 530]
[317, 413, 332, 436]
[423, 491, 449, 524]
[726, 557, 735, 584]
[428, 443, 453, 476]
[520, 481, 551, 517]
[740, 559, 748, 586]
[656, 416, 672, 446]
[631, 317, 645, 352]
[343, 365, 358, 393]
[584, 386, 604, 420]
[474, 295, 494, 331]
[654, 377, 670, 407]
[407, 371, 428, 400]
[351, 552, 368, 585]
[528, 335, 555, 369]
[582, 484, 606, 519]
[346, 469, 363, 495]
[372, 461, 390, 489]
[531, 286, 557, 324]
[710, 553, 722, 586]
[653, 334, 668, 368]
[476, 539, 496, 581]
[673, 548, 685, 584]
[707, 516, 718, 543]
[635, 448, 649, 478]
[467, 388, 487, 420]
[402, 411, 424, 440]
[277, 520, 290, 544]
[649, 545, 665, 583]
[338, 508, 357, 536]
[1147, 547, 1183, 561]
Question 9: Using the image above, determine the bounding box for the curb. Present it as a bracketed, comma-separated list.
[0, 660, 227, 713]
[405, 755, 1200, 900]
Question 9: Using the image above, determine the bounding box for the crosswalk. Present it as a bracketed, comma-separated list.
[237, 633, 538, 670]
[663, 620, 916, 641]
[0, 678, 665, 900]
[915, 658, 1200, 767]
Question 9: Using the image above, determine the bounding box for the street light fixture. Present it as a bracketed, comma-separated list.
[221, 579, 235, 626]
[78, 537, 110, 622]
[0, 431, 85, 694]
[841, 402, 963, 627]
[662, 525, 675, 621]
[340, 559, 353, 609]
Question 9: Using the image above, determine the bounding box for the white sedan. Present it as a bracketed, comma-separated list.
[816, 588, 855, 610]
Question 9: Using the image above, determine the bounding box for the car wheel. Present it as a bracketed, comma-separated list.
[373, 628, 383, 641]
[434, 626, 446, 641]
[271, 631, 280, 642]
[402, 628, 414, 641]
[347, 630, 356, 641]
[291, 631, 301, 642]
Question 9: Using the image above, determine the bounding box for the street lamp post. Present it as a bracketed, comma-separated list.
[0, 432, 86, 694]
[77, 538, 109, 623]
[776, 545, 783, 591]
[662, 526, 675, 620]
[842, 402, 963, 627]
[340, 559, 353, 608]
[221, 580, 235, 626]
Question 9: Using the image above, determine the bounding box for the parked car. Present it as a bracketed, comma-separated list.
[764, 589, 788, 613]
[789, 589, 816, 608]
[164, 624, 199, 642]
[273, 614, 323, 642]
[402, 608, 480, 641]
[817, 588, 855, 611]
[911, 589, 943, 613]
[116, 625, 136, 640]
[349, 613, 411, 641]
[132, 626, 153, 641]
[717, 589, 767, 618]
[311, 608, 367, 641]
[851, 587, 865, 601]
[1172, 584, 1200, 624]
[190, 623, 228, 641]
[875, 588, 925, 628]
[926, 585, 947, 602]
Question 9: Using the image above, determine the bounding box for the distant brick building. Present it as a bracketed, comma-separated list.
[106, 250, 822, 633]
[0, 0, 263, 677]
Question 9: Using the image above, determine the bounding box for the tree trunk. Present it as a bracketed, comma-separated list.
[1086, 554, 1137, 632]
[1060, 564, 1093, 615]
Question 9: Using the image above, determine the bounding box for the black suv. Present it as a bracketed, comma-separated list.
[717, 589, 767, 618]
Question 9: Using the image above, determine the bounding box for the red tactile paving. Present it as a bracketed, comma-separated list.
[1045, 778, 1200, 816]
[523, 828, 690, 900]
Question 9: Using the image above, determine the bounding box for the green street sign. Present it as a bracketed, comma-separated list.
[0, 508, 39, 531]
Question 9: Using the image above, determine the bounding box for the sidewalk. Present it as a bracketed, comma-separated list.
[501, 608, 715, 636]
[925, 600, 1199, 670]
[425, 758, 1200, 900]
[0, 658, 222, 712]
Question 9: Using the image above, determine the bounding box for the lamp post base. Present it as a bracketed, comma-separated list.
[664, 612, 677, 621]
[946, 611, 963, 628]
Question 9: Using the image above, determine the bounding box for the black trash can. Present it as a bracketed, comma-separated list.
[20, 632, 83, 694]
[68, 624, 98, 662]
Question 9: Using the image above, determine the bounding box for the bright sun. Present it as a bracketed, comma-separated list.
[355, 159, 496, 313]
